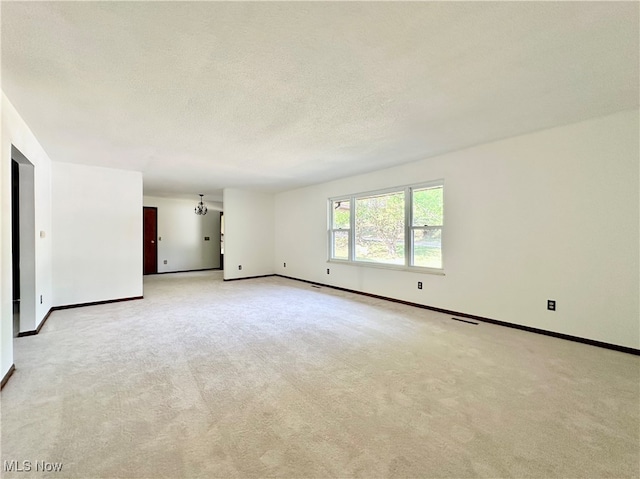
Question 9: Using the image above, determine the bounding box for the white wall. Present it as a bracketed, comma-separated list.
[274, 110, 640, 349]
[223, 189, 274, 280]
[143, 196, 221, 272]
[52, 162, 143, 305]
[1, 93, 54, 379]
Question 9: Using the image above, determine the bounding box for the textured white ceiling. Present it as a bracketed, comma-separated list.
[2, 2, 638, 198]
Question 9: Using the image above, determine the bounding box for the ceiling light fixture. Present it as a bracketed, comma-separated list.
[194, 194, 208, 215]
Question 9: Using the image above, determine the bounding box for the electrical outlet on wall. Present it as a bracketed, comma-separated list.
[547, 300, 556, 311]
[40, 295, 43, 304]
[418, 282, 422, 290]
[327, 268, 330, 274]
[284, 262, 286, 268]
[163, 260, 167, 264]
[239, 265, 242, 270]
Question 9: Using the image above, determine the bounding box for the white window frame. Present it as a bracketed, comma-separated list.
[328, 197, 351, 260]
[328, 180, 444, 274]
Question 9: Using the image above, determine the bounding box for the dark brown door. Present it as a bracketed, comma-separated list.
[143, 207, 157, 275]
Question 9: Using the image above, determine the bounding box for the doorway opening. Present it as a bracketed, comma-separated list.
[220, 211, 224, 270]
[11, 145, 36, 336]
[143, 207, 158, 275]
[11, 160, 20, 336]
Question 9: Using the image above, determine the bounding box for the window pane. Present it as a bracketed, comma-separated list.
[412, 186, 443, 227]
[412, 228, 442, 268]
[332, 230, 349, 260]
[355, 192, 405, 265]
[332, 200, 350, 229]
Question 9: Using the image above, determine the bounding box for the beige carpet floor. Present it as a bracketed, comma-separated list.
[1, 271, 638, 478]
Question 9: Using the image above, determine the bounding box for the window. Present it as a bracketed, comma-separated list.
[330, 199, 350, 260]
[411, 185, 443, 269]
[329, 181, 444, 272]
[355, 191, 405, 265]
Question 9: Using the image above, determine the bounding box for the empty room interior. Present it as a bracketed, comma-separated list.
[1, 2, 639, 478]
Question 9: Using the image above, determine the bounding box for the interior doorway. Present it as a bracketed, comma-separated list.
[143, 207, 158, 274]
[11, 145, 36, 336]
[220, 211, 224, 270]
[11, 160, 20, 337]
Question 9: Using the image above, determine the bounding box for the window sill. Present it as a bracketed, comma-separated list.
[327, 259, 445, 276]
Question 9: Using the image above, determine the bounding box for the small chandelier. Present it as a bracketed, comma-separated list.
[194, 194, 208, 215]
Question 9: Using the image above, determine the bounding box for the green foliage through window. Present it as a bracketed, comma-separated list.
[355, 192, 405, 264]
[329, 181, 444, 270]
